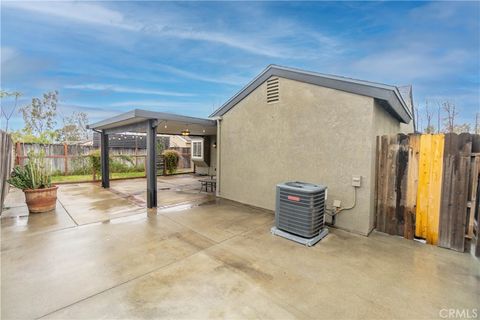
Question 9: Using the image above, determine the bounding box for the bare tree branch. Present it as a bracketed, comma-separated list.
[0, 90, 22, 132]
[441, 100, 458, 133]
[424, 99, 435, 133]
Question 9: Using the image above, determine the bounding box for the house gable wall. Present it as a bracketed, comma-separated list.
[219, 77, 393, 235]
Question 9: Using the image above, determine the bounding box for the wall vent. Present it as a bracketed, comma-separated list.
[266, 77, 280, 103]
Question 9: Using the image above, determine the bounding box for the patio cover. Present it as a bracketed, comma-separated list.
[88, 109, 217, 136]
[87, 109, 217, 208]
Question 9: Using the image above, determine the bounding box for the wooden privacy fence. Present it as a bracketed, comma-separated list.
[0, 131, 13, 214]
[14, 142, 193, 177]
[375, 133, 480, 255]
[15, 142, 148, 174]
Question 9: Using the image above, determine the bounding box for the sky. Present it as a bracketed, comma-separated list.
[1, 1, 479, 131]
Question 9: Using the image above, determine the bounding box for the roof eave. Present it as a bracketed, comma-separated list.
[87, 109, 216, 131]
[87, 109, 143, 130]
[210, 65, 412, 124]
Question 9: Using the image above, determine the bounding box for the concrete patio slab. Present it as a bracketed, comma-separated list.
[111, 176, 214, 208]
[1, 175, 478, 320]
[205, 226, 479, 319]
[109, 178, 176, 196]
[1, 214, 216, 319]
[57, 183, 145, 225]
[39, 220, 480, 320]
[45, 251, 300, 320]
[1, 200, 76, 247]
[160, 200, 273, 243]
[2, 187, 26, 208]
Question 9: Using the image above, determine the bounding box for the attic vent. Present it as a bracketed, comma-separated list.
[266, 77, 280, 103]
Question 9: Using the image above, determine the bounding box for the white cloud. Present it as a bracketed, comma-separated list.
[349, 48, 472, 84]
[58, 104, 120, 118]
[1, 46, 51, 84]
[1, 46, 17, 64]
[160, 28, 284, 58]
[155, 65, 251, 86]
[64, 83, 195, 97]
[409, 2, 462, 22]
[2, 1, 137, 30]
[108, 100, 205, 109]
[2, 1, 341, 59]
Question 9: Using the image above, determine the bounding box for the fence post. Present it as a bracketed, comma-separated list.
[1, 131, 13, 214]
[64, 143, 68, 175]
[15, 142, 21, 165]
[101, 131, 110, 188]
[135, 136, 138, 167]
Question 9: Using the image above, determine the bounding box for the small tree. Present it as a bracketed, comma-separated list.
[441, 100, 458, 133]
[475, 113, 479, 134]
[10, 130, 57, 143]
[452, 123, 472, 134]
[19, 91, 58, 140]
[57, 112, 89, 142]
[423, 99, 435, 133]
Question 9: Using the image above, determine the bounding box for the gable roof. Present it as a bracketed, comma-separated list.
[210, 65, 413, 123]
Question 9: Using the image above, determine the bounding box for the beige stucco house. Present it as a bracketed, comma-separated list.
[210, 65, 415, 235]
[88, 65, 414, 236]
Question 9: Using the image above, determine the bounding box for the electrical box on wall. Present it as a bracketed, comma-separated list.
[333, 199, 342, 208]
[352, 176, 362, 187]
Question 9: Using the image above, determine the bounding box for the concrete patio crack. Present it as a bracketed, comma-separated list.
[58, 198, 79, 226]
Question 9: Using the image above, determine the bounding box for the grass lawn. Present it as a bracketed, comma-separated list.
[52, 172, 146, 183]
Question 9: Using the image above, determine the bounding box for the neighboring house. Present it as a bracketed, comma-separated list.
[211, 65, 415, 236]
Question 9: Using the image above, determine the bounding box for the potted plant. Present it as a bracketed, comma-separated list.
[7, 151, 57, 213]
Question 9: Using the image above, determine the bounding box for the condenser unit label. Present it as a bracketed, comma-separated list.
[287, 195, 301, 202]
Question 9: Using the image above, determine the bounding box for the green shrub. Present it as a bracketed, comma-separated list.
[8, 151, 52, 190]
[85, 151, 145, 178]
[163, 150, 180, 175]
[110, 160, 130, 173]
[132, 164, 145, 172]
[88, 150, 101, 179]
[109, 155, 137, 173]
[51, 169, 63, 177]
[116, 154, 134, 166]
[70, 157, 91, 175]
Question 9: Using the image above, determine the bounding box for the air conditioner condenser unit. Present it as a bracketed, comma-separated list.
[271, 181, 328, 246]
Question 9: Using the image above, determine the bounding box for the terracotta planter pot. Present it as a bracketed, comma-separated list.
[24, 186, 58, 213]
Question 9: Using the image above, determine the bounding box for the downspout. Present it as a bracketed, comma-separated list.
[212, 116, 222, 197]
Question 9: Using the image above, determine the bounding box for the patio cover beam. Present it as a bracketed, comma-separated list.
[88, 109, 216, 136]
[146, 119, 158, 208]
[100, 130, 109, 188]
[103, 122, 148, 135]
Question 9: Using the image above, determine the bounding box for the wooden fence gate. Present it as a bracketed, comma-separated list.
[375, 133, 480, 256]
